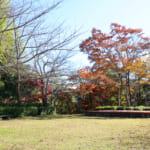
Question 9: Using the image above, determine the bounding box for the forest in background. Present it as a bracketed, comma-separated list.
[1, 0, 150, 114]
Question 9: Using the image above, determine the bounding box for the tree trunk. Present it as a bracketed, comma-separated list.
[126, 71, 130, 106]
[41, 87, 47, 107]
[17, 50, 21, 106]
[118, 73, 122, 106]
[14, 23, 22, 106]
[138, 78, 141, 105]
[42, 97, 47, 107]
[127, 71, 132, 106]
[17, 74, 21, 106]
[89, 93, 93, 108]
[16, 56, 21, 106]
[118, 84, 121, 106]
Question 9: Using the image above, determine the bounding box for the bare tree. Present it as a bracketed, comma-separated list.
[33, 50, 72, 106]
[0, 0, 78, 105]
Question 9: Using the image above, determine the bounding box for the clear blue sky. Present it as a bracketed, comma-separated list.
[48, 0, 150, 69]
[59, 0, 150, 34]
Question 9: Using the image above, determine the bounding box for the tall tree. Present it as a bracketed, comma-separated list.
[33, 50, 73, 106]
[80, 23, 150, 106]
[0, 0, 77, 105]
[0, 0, 17, 101]
[0, 0, 14, 68]
[70, 67, 118, 109]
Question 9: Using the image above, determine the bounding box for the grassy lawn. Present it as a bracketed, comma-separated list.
[0, 115, 150, 150]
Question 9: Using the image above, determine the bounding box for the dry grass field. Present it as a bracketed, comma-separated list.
[0, 115, 150, 150]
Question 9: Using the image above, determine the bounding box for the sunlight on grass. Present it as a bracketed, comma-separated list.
[0, 115, 150, 150]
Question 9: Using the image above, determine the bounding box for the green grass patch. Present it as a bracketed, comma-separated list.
[0, 115, 150, 150]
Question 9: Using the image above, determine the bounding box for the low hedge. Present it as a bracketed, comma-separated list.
[0, 106, 54, 117]
[94, 106, 150, 111]
[38, 106, 54, 115]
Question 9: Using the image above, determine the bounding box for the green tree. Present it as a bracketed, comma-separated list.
[0, 0, 14, 66]
[0, 0, 17, 102]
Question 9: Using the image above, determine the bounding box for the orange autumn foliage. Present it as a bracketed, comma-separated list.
[78, 23, 150, 106]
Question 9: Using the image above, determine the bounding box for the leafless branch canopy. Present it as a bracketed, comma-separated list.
[0, 0, 78, 77]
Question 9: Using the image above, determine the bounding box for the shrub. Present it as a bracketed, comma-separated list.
[0, 107, 4, 115]
[0, 107, 24, 117]
[126, 107, 134, 110]
[94, 106, 150, 111]
[0, 106, 54, 117]
[94, 106, 104, 110]
[134, 106, 144, 111]
[112, 106, 118, 110]
[39, 106, 54, 115]
[116, 106, 125, 110]
[143, 107, 150, 111]
[24, 107, 38, 116]
[103, 106, 113, 110]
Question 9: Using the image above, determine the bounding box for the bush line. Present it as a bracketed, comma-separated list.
[0, 106, 54, 117]
[93, 106, 150, 111]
